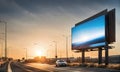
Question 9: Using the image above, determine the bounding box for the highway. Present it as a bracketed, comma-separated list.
[10, 62, 49, 72]
[0, 61, 120, 72]
[24, 63, 120, 72]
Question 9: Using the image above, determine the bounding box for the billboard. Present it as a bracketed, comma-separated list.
[107, 9, 116, 44]
[72, 9, 115, 50]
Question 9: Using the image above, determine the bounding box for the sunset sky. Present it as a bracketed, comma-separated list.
[0, 0, 120, 59]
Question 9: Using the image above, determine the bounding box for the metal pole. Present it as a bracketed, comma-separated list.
[98, 48, 102, 64]
[5, 22, 7, 59]
[0, 38, 4, 57]
[104, 41, 109, 66]
[0, 43, 3, 57]
[82, 49, 85, 64]
[53, 41, 57, 60]
[0, 21, 7, 59]
[25, 48, 27, 60]
[66, 36, 68, 62]
[63, 35, 69, 62]
[105, 46, 109, 65]
[55, 42, 57, 60]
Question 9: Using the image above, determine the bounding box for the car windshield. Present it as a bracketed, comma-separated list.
[58, 60, 65, 62]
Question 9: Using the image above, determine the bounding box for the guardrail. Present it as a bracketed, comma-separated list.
[0, 61, 9, 72]
[0, 61, 6, 67]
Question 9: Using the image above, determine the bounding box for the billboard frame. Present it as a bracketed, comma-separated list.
[71, 9, 116, 66]
[72, 9, 107, 50]
[72, 9, 115, 50]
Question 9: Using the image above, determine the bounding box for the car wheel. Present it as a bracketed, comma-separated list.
[56, 65, 58, 67]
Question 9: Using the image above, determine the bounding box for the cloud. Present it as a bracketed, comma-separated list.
[0, 0, 119, 20]
[0, 0, 120, 58]
[1, 0, 119, 41]
[1, 0, 117, 15]
[0, 0, 119, 38]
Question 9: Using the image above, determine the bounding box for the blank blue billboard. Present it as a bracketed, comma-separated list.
[72, 15, 106, 49]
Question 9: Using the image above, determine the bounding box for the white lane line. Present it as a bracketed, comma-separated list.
[8, 61, 12, 72]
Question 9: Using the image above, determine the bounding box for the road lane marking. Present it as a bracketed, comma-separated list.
[8, 61, 12, 72]
[13, 62, 33, 72]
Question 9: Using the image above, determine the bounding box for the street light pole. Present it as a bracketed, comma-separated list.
[25, 48, 27, 60]
[0, 20, 7, 59]
[0, 42, 3, 57]
[63, 35, 69, 62]
[5, 22, 7, 59]
[66, 36, 68, 62]
[0, 36, 4, 57]
[23, 48, 28, 60]
[53, 41, 57, 60]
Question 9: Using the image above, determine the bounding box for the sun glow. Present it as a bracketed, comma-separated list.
[32, 45, 46, 57]
[35, 50, 43, 56]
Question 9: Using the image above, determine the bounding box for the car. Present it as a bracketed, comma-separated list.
[56, 60, 67, 67]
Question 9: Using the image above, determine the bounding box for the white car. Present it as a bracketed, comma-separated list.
[56, 60, 67, 67]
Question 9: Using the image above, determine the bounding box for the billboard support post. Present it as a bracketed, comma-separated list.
[105, 45, 109, 65]
[82, 49, 85, 64]
[98, 48, 102, 64]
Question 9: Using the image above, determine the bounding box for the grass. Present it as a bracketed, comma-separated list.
[107, 64, 120, 70]
[68, 62, 120, 70]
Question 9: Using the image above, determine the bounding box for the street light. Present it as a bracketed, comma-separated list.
[0, 20, 7, 59]
[63, 35, 69, 62]
[24, 48, 28, 60]
[0, 36, 4, 57]
[53, 41, 57, 60]
[0, 42, 3, 57]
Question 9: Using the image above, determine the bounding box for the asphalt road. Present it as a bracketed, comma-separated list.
[1, 61, 119, 72]
[10, 62, 48, 72]
[26, 63, 120, 72]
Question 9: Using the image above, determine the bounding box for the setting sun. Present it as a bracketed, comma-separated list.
[31, 45, 46, 57]
[35, 50, 43, 57]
